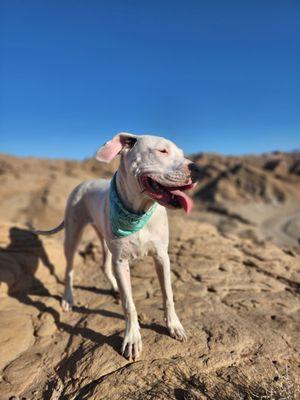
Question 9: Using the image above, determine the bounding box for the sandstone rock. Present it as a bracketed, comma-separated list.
[0, 310, 35, 371]
[0, 153, 300, 399]
[36, 313, 57, 337]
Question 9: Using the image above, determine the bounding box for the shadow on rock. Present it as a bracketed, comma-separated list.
[0, 226, 60, 294]
[0, 226, 171, 368]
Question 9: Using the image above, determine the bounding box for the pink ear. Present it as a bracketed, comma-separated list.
[96, 132, 138, 163]
[96, 137, 123, 163]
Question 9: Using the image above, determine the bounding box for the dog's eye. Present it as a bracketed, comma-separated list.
[157, 149, 168, 154]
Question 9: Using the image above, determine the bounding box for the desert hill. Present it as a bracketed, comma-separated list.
[0, 152, 300, 399]
[190, 151, 300, 247]
[192, 151, 300, 204]
[1, 151, 300, 245]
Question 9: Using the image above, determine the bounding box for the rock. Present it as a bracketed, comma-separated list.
[0, 153, 300, 398]
[36, 313, 57, 337]
[0, 310, 35, 371]
[0, 221, 66, 295]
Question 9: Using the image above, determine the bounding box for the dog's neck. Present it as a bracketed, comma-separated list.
[115, 164, 155, 214]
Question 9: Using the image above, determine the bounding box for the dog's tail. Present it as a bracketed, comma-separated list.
[32, 220, 65, 236]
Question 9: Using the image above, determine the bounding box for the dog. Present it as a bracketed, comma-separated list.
[35, 132, 200, 360]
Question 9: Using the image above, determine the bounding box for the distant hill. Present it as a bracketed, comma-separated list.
[192, 151, 300, 205]
[0, 151, 300, 232]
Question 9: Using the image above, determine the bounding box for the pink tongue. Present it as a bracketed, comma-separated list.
[169, 189, 194, 214]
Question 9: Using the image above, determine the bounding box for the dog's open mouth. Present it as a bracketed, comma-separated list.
[140, 175, 195, 213]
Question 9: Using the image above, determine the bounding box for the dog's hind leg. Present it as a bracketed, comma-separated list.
[93, 227, 118, 294]
[101, 239, 119, 295]
[62, 216, 85, 312]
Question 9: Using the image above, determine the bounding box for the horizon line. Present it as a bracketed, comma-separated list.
[1, 148, 299, 162]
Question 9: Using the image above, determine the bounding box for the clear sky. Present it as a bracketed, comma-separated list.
[0, 1, 299, 159]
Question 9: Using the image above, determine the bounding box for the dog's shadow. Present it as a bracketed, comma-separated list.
[0, 226, 60, 293]
[0, 227, 122, 349]
[0, 226, 169, 361]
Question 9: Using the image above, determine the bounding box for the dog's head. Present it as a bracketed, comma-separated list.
[96, 132, 200, 213]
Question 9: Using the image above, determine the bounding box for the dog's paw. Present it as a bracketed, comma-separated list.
[61, 298, 74, 312]
[167, 317, 187, 342]
[121, 325, 142, 361]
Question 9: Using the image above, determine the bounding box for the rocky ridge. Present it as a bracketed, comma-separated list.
[0, 152, 299, 399]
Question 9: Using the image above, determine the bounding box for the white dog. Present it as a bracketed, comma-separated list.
[35, 133, 199, 360]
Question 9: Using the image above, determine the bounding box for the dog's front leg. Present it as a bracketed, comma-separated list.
[113, 259, 142, 360]
[154, 251, 187, 341]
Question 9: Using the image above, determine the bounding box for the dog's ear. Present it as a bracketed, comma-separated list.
[96, 132, 138, 163]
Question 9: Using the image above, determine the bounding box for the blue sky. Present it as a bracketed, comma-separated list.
[0, 1, 299, 159]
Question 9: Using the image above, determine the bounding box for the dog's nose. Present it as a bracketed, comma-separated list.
[188, 163, 204, 182]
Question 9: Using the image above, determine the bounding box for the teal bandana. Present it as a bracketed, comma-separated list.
[109, 173, 157, 238]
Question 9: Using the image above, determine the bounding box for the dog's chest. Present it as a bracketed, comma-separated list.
[119, 233, 156, 261]
[108, 205, 169, 262]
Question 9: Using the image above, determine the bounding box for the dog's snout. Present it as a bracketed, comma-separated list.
[188, 163, 203, 182]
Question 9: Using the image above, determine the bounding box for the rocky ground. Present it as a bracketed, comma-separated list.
[0, 152, 300, 399]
